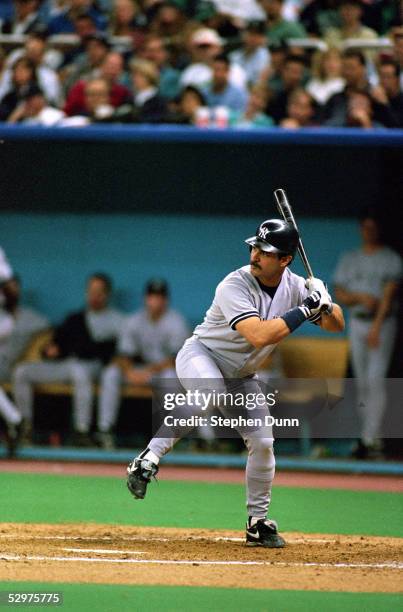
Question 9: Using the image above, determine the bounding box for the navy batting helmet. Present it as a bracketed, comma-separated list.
[245, 219, 299, 257]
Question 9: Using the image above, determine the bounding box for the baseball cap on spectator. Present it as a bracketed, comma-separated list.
[191, 28, 223, 47]
[145, 279, 169, 296]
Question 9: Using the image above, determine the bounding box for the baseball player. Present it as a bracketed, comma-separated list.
[127, 220, 345, 547]
[0, 248, 26, 455]
[334, 212, 402, 458]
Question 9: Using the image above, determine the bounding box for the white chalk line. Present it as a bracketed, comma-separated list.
[0, 554, 402, 570]
[0, 535, 336, 544]
[62, 548, 148, 555]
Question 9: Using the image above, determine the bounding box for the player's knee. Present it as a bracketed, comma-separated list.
[70, 364, 92, 385]
[101, 364, 122, 384]
[12, 363, 32, 384]
[248, 437, 274, 454]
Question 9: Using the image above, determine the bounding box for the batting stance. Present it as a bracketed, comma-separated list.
[127, 220, 345, 547]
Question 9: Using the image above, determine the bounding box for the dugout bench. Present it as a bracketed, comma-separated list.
[2, 330, 349, 399]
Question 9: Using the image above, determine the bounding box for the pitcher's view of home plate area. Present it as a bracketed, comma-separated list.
[0, 6, 403, 606]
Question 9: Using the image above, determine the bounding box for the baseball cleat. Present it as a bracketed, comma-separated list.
[5, 418, 26, 458]
[246, 517, 286, 548]
[127, 458, 159, 500]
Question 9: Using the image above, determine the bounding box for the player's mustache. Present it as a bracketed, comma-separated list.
[250, 261, 261, 269]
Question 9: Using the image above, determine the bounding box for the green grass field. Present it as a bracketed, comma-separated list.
[1, 471, 402, 611]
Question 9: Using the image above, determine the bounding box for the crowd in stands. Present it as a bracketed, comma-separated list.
[0, 0, 401, 128]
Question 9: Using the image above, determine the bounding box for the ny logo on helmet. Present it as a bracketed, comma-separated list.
[258, 226, 269, 239]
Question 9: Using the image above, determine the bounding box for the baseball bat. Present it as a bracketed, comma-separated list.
[273, 188, 314, 278]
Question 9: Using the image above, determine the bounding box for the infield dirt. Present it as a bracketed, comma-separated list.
[0, 523, 402, 593]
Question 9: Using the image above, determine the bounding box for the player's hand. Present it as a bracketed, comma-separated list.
[305, 277, 327, 294]
[305, 278, 333, 316]
[300, 290, 332, 319]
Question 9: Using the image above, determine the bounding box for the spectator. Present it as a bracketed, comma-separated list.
[323, 49, 369, 124]
[95, 279, 189, 449]
[140, 34, 181, 100]
[231, 82, 274, 127]
[129, 58, 169, 123]
[0, 57, 37, 121]
[47, 0, 108, 34]
[324, 0, 378, 64]
[229, 20, 271, 86]
[149, 1, 187, 44]
[3, 32, 62, 105]
[172, 85, 208, 125]
[306, 48, 345, 106]
[300, 0, 340, 38]
[334, 212, 402, 459]
[13, 273, 125, 447]
[371, 59, 403, 128]
[109, 0, 144, 47]
[280, 88, 317, 127]
[194, 2, 242, 41]
[67, 76, 111, 122]
[203, 54, 249, 112]
[180, 27, 247, 89]
[58, 13, 98, 71]
[392, 28, 403, 89]
[327, 89, 384, 127]
[258, 40, 288, 93]
[64, 51, 131, 116]
[265, 53, 306, 123]
[0, 0, 45, 35]
[0, 48, 7, 81]
[6, 83, 65, 124]
[259, 0, 307, 45]
[62, 31, 111, 95]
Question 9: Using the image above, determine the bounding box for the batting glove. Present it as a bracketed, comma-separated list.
[305, 278, 333, 316]
[300, 291, 332, 319]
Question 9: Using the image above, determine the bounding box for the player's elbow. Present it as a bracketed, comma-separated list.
[250, 335, 268, 350]
[237, 328, 268, 349]
[245, 329, 281, 349]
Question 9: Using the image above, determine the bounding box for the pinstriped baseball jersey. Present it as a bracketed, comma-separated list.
[193, 265, 309, 377]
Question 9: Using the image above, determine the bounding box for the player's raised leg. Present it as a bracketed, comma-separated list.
[127, 337, 224, 499]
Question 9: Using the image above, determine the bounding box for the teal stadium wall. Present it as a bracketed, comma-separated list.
[1, 213, 358, 336]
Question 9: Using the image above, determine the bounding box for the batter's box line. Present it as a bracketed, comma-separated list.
[0, 535, 337, 544]
[1, 554, 402, 570]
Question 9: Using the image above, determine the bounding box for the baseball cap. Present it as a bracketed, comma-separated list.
[191, 28, 223, 47]
[145, 279, 169, 296]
